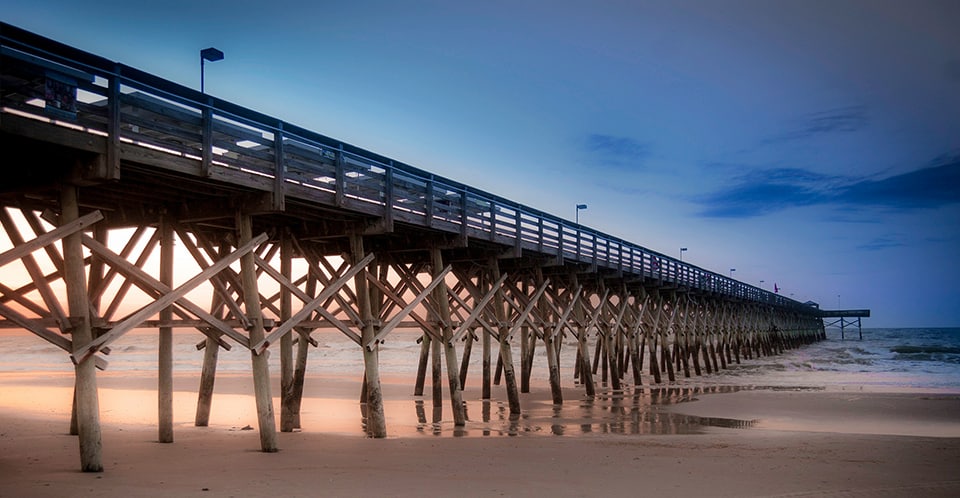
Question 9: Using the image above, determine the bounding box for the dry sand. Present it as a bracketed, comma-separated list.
[1, 371, 959, 497]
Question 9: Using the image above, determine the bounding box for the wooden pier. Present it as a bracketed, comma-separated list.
[1, 22, 827, 471]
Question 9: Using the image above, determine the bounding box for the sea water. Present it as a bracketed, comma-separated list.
[2, 327, 958, 436]
[3, 327, 957, 390]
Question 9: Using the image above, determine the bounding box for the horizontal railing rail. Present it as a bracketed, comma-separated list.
[0, 21, 812, 313]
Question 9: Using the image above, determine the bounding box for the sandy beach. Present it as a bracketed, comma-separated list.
[1, 370, 959, 497]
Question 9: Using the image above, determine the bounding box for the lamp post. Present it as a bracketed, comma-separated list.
[576, 204, 587, 225]
[679, 247, 687, 262]
[729, 268, 736, 278]
[200, 47, 224, 94]
[760, 279, 765, 289]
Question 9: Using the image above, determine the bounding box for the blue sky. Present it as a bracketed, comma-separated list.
[4, 0, 959, 326]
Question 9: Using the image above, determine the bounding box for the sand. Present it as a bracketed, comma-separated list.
[1, 371, 959, 497]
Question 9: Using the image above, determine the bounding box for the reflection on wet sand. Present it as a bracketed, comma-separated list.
[368, 385, 765, 437]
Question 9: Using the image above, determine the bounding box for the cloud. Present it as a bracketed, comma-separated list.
[840, 157, 960, 210]
[696, 168, 841, 218]
[696, 155, 960, 218]
[857, 237, 904, 251]
[584, 134, 650, 170]
[762, 105, 868, 145]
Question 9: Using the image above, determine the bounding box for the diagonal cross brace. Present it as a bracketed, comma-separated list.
[72, 233, 269, 365]
[366, 265, 451, 350]
[0, 302, 108, 370]
[253, 253, 362, 348]
[251, 252, 375, 355]
[449, 272, 509, 344]
[81, 234, 243, 349]
[0, 211, 103, 268]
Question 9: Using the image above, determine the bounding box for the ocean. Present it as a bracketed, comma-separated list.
[3, 327, 958, 391]
[2, 327, 958, 436]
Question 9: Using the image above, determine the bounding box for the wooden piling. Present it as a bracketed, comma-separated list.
[349, 233, 387, 437]
[62, 185, 103, 472]
[430, 247, 466, 425]
[238, 213, 278, 451]
[158, 217, 174, 443]
[279, 234, 296, 432]
[490, 259, 521, 414]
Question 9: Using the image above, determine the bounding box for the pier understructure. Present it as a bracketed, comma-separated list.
[0, 22, 825, 471]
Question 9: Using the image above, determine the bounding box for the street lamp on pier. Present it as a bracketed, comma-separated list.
[200, 47, 224, 94]
[679, 247, 687, 262]
[729, 268, 736, 278]
[576, 204, 587, 225]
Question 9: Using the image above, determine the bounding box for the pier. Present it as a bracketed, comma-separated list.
[2, 22, 827, 471]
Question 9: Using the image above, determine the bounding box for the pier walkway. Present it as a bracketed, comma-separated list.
[2, 22, 826, 471]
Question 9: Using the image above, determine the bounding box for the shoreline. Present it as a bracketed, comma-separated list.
[2, 371, 960, 496]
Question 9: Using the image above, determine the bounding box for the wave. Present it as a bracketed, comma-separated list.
[890, 345, 960, 355]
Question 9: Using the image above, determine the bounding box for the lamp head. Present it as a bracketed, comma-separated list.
[201, 47, 224, 62]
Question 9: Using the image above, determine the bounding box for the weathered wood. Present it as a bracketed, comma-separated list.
[158, 218, 174, 443]
[80, 234, 251, 348]
[0, 210, 70, 331]
[279, 233, 295, 432]
[61, 186, 103, 472]
[0, 210, 102, 268]
[429, 247, 465, 426]
[490, 259, 521, 414]
[238, 214, 278, 452]
[251, 253, 373, 353]
[349, 233, 387, 437]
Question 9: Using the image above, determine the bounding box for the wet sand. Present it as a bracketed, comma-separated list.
[1, 371, 959, 497]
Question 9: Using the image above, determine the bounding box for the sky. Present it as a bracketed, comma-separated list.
[3, 0, 959, 327]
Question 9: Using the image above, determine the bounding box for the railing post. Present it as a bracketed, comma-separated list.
[488, 200, 496, 241]
[201, 100, 213, 177]
[272, 123, 285, 211]
[106, 67, 121, 180]
[383, 162, 394, 231]
[335, 145, 345, 207]
[425, 178, 434, 227]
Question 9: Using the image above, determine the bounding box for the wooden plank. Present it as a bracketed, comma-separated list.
[81, 234, 248, 348]
[367, 265, 451, 348]
[73, 233, 267, 363]
[253, 253, 361, 346]
[250, 252, 374, 355]
[450, 272, 509, 343]
[0, 302, 108, 370]
[0, 210, 102, 268]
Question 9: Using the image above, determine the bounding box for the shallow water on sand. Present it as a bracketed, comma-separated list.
[2, 327, 958, 437]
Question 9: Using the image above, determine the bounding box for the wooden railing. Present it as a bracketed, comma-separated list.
[0, 22, 811, 312]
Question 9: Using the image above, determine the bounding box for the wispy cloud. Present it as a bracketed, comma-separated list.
[841, 157, 960, 209]
[762, 105, 868, 145]
[697, 155, 960, 218]
[697, 168, 844, 218]
[584, 133, 650, 170]
[857, 236, 904, 251]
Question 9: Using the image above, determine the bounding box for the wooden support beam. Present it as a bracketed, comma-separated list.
[449, 272, 509, 344]
[278, 233, 295, 431]
[61, 185, 103, 472]
[429, 247, 465, 426]
[489, 258, 520, 414]
[237, 214, 278, 452]
[80, 234, 249, 348]
[0, 209, 70, 332]
[158, 218, 174, 443]
[250, 253, 373, 354]
[350, 233, 387, 437]
[367, 265, 450, 348]
[0, 210, 102, 268]
[72, 232, 267, 365]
